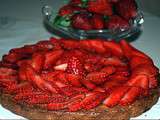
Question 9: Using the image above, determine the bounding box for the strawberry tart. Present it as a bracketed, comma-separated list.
[0, 38, 159, 120]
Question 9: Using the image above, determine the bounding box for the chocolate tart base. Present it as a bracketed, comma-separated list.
[0, 89, 159, 120]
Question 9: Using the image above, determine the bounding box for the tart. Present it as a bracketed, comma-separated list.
[0, 38, 159, 120]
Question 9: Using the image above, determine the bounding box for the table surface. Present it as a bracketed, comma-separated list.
[0, 0, 160, 119]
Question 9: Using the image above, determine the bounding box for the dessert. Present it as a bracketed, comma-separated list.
[0, 38, 159, 120]
[53, 0, 137, 31]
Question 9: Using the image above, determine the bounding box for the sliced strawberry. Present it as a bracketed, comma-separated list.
[127, 74, 149, 90]
[36, 40, 54, 51]
[103, 79, 122, 92]
[86, 71, 110, 85]
[106, 15, 129, 30]
[87, 0, 113, 16]
[71, 13, 92, 30]
[25, 65, 59, 93]
[80, 78, 96, 90]
[103, 41, 124, 57]
[60, 39, 79, 49]
[84, 93, 106, 110]
[69, 0, 82, 5]
[91, 14, 104, 29]
[103, 86, 130, 107]
[132, 64, 159, 78]
[44, 50, 64, 69]
[31, 52, 44, 72]
[43, 102, 68, 110]
[100, 56, 126, 66]
[115, 0, 137, 20]
[88, 40, 107, 54]
[66, 74, 82, 87]
[149, 76, 158, 88]
[120, 87, 141, 105]
[130, 56, 153, 69]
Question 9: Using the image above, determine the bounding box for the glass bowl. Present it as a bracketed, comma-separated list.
[42, 4, 144, 41]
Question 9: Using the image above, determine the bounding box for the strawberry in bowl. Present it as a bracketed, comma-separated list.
[42, 0, 144, 39]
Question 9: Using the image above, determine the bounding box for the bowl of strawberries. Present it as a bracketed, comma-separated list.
[42, 0, 144, 40]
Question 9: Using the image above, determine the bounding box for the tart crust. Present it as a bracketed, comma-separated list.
[0, 89, 159, 120]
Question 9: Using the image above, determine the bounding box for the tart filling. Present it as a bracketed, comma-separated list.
[0, 38, 159, 112]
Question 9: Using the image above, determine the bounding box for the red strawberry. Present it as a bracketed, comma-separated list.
[149, 77, 158, 89]
[88, 39, 107, 53]
[87, 0, 113, 16]
[80, 78, 96, 90]
[91, 14, 104, 29]
[120, 39, 151, 59]
[130, 56, 153, 69]
[100, 56, 126, 66]
[25, 65, 59, 93]
[84, 92, 106, 110]
[31, 52, 44, 72]
[44, 50, 64, 69]
[103, 41, 124, 57]
[86, 69, 114, 85]
[103, 86, 130, 107]
[106, 15, 129, 30]
[59, 5, 73, 16]
[71, 13, 92, 30]
[66, 74, 82, 87]
[120, 87, 141, 105]
[54, 63, 68, 71]
[109, 0, 120, 3]
[127, 75, 149, 90]
[60, 39, 79, 49]
[36, 41, 54, 51]
[115, 0, 137, 20]
[103, 79, 122, 92]
[66, 56, 84, 75]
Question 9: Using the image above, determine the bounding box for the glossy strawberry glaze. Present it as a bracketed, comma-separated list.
[0, 38, 159, 111]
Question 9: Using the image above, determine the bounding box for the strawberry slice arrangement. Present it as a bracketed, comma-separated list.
[53, 0, 138, 31]
[0, 38, 159, 112]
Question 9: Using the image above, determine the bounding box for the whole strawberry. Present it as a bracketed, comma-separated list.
[87, 0, 113, 16]
[71, 13, 92, 30]
[91, 14, 104, 29]
[115, 0, 137, 20]
[106, 15, 129, 31]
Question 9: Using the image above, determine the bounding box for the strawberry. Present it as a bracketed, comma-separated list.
[115, 0, 137, 20]
[44, 50, 64, 69]
[80, 78, 96, 90]
[36, 41, 54, 51]
[100, 56, 126, 66]
[66, 56, 84, 75]
[106, 15, 129, 30]
[66, 74, 82, 87]
[149, 77, 158, 89]
[25, 65, 59, 93]
[91, 14, 104, 29]
[127, 75, 149, 90]
[120, 40, 151, 59]
[109, 0, 120, 3]
[59, 5, 74, 16]
[87, 0, 113, 16]
[71, 13, 92, 30]
[103, 41, 124, 57]
[85, 69, 114, 85]
[130, 56, 153, 69]
[88, 39, 107, 53]
[103, 86, 130, 107]
[120, 87, 141, 105]
[31, 52, 44, 72]
[84, 92, 106, 110]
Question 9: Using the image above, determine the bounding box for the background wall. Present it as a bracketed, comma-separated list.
[137, 0, 160, 16]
